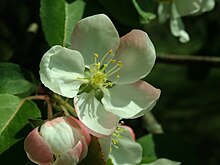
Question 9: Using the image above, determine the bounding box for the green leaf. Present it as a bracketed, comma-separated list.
[79, 136, 105, 165]
[0, 63, 37, 96]
[0, 94, 41, 154]
[40, 0, 85, 47]
[137, 134, 157, 163]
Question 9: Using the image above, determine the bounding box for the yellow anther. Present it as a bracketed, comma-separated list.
[116, 75, 120, 78]
[117, 61, 123, 67]
[108, 49, 113, 54]
[110, 59, 116, 63]
[95, 62, 100, 69]
[112, 139, 118, 145]
[94, 53, 99, 58]
[103, 64, 108, 68]
[108, 82, 113, 87]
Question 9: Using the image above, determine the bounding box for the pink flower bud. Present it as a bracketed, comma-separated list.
[24, 117, 91, 165]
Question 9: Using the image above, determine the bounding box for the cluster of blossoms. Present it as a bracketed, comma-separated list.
[25, 14, 162, 164]
[158, 0, 215, 43]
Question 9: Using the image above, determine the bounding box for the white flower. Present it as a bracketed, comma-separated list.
[40, 14, 160, 137]
[158, 0, 215, 43]
[24, 117, 91, 165]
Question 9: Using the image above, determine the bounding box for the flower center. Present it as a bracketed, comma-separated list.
[89, 50, 123, 89]
[91, 71, 107, 87]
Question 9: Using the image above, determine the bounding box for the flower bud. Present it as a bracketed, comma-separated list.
[24, 117, 91, 165]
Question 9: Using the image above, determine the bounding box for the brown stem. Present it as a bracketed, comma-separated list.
[19, 95, 53, 119]
[156, 54, 220, 67]
[51, 94, 77, 117]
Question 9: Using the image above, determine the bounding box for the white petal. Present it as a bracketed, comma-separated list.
[158, 3, 171, 23]
[71, 14, 120, 67]
[109, 30, 156, 84]
[170, 17, 189, 43]
[109, 126, 142, 165]
[99, 136, 112, 161]
[174, 0, 215, 16]
[40, 117, 82, 155]
[102, 81, 160, 119]
[40, 45, 85, 98]
[145, 158, 181, 165]
[74, 91, 117, 137]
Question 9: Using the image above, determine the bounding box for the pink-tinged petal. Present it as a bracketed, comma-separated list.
[24, 128, 53, 164]
[109, 126, 142, 165]
[40, 117, 82, 155]
[109, 30, 156, 84]
[121, 125, 136, 140]
[53, 149, 80, 165]
[74, 91, 117, 137]
[54, 139, 89, 165]
[130, 80, 161, 119]
[78, 136, 89, 160]
[68, 117, 91, 145]
[39, 45, 85, 98]
[71, 14, 120, 66]
[102, 80, 160, 119]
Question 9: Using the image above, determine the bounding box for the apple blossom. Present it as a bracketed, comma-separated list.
[24, 117, 91, 165]
[40, 14, 161, 137]
[99, 125, 142, 165]
[158, 0, 215, 43]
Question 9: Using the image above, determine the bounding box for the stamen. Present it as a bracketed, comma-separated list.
[94, 53, 99, 64]
[100, 64, 108, 72]
[103, 82, 113, 88]
[110, 59, 116, 63]
[95, 62, 101, 70]
[112, 139, 118, 145]
[117, 61, 123, 67]
[107, 63, 123, 77]
[100, 49, 113, 65]
[94, 53, 99, 58]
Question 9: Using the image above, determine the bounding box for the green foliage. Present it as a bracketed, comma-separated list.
[137, 134, 157, 163]
[79, 136, 105, 165]
[40, 0, 85, 47]
[0, 63, 37, 96]
[0, 94, 41, 154]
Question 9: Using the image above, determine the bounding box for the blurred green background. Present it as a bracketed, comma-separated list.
[1, 0, 220, 164]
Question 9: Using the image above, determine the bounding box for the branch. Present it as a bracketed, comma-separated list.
[156, 54, 220, 67]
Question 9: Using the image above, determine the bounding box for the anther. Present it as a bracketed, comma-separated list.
[108, 82, 113, 87]
[110, 59, 116, 63]
[94, 53, 99, 58]
[95, 62, 100, 70]
[117, 61, 123, 67]
[100, 50, 114, 65]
